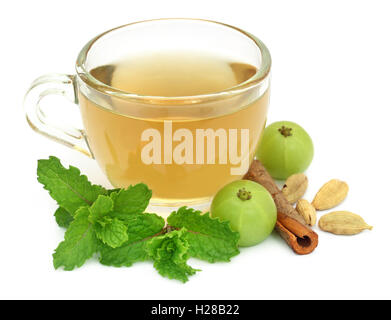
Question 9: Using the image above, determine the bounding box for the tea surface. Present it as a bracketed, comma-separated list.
[90, 53, 257, 96]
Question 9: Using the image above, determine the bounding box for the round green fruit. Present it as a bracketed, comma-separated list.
[210, 180, 277, 247]
[256, 121, 314, 180]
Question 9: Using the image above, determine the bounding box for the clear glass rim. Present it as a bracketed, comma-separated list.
[76, 18, 271, 103]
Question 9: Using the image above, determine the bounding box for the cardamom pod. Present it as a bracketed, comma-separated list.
[312, 179, 349, 210]
[282, 173, 308, 204]
[318, 211, 372, 235]
[296, 199, 316, 226]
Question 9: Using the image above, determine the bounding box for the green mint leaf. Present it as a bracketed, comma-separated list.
[167, 207, 240, 263]
[99, 213, 165, 267]
[88, 195, 114, 223]
[109, 184, 152, 222]
[37, 156, 107, 215]
[126, 213, 165, 243]
[53, 207, 98, 270]
[95, 218, 128, 248]
[146, 229, 198, 283]
[54, 207, 73, 228]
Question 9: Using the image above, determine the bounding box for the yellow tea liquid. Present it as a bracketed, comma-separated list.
[79, 53, 269, 205]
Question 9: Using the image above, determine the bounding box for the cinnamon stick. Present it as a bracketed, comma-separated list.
[243, 160, 318, 255]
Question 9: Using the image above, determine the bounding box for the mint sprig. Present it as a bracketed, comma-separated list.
[38, 156, 240, 282]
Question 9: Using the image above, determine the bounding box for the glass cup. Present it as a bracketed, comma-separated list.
[24, 19, 271, 206]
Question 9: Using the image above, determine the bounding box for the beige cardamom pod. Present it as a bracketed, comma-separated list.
[312, 179, 349, 210]
[318, 211, 373, 235]
[296, 199, 317, 226]
[282, 173, 308, 204]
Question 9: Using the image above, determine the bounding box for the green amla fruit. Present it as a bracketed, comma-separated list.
[256, 121, 314, 180]
[211, 180, 277, 247]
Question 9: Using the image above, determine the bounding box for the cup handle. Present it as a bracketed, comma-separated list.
[24, 73, 93, 158]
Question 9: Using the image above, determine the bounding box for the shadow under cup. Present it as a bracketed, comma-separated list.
[25, 19, 271, 206]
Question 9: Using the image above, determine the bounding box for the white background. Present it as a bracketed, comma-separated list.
[1, 0, 390, 300]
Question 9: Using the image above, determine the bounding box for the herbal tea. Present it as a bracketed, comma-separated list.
[79, 53, 269, 205]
